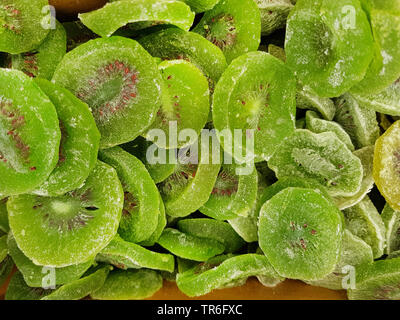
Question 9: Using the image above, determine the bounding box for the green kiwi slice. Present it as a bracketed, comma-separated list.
[199, 164, 258, 220]
[347, 257, 400, 300]
[32, 78, 100, 197]
[0, 0, 50, 54]
[7, 161, 124, 267]
[157, 228, 225, 262]
[352, 78, 400, 116]
[7, 232, 93, 288]
[176, 254, 283, 297]
[79, 0, 195, 38]
[268, 130, 363, 197]
[306, 111, 355, 152]
[193, 0, 261, 63]
[91, 269, 163, 300]
[255, 0, 293, 36]
[306, 229, 373, 290]
[296, 86, 336, 121]
[351, 1, 400, 95]
[96, 235, 174, 272]
[381, 204, 400, 255]
[10, 20, 66, 80]
[180, 0, 221, 12]
[144, 59, 210, 149]
[0, 69, 60, 196]
[158, 138, 221, 218]
[177, 218, 245, 253]
[0, 254, 13, 287]
[5, 271, 54, 300]
[213, 51, 296, 162]
[99, 147, 160, 243]
[285, 0, 374, 98]
[334, 93, 380, 149]
[343, 196, 386, 259]
[63, 21, 98, 52]
[0, 197, 9, 233]
[41, 265, 111, 300]
[259, 187, 344, 281]
[268, 43, 286, 62]
[52, 36, 163, 149]
[333, 146, 375, 210]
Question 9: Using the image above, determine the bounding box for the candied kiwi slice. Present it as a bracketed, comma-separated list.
[33, 78, 100, 197]
[144, 59, 210, 149]
[0, 197, 9, 233]
[99, 147, 160, 244]
[52, 36, 163, 149]
[63, 21, 98, 52]
[199, 164, 258, 220]
[382, 204, 400, 255]
[373, 120, 400, 211]
[5, 271, 54, 300]
[7, 232, 93, 288]
[255, 0, 293, 36]
[91, 269, 163, 300]
[0, 69, 60, 196]
[0, 0, 50, 54]
[285, 0, 374, 97]
[296, 86, 336, 121]
[7, 161, 124, 267]
[268, 129, 363, 197]
[10, 20, 67, 80]
[181, 0, 221, 12]
[258, 187, 344, 281]
[213, 51, 296, 163]
[193, 0, 261, 63]
[79, 0, 195, 38]
[347, 257, 400, 300]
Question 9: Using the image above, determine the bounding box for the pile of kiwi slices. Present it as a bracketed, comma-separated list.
[1, 0, 400, 301]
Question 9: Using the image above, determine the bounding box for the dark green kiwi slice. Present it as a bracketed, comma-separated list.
[52, 36, 163, 149]
[96, 235, 174, 272]
[0, 197, 9, 232]
[7, 161, 124, 267]
[213, 51, 296, 163]
[99, 147, 160, 244]
[79, 0, 195, 37]
[32, 78, 100, 197]
[0, 0, 50, 54]
[91, 269, 163, 300]
[285, 0, 374, 97]
[193, 0, 261, 63]
[143, 59, 210, 149]
[177, 218, 245, 253]
[10, 20, 66, 80]
[5, 271, 54, 300]
[259, 187, 344, 281]
[0, 69, 60, 196]
[255, 0, 293, 36]
[7, 232, 93, 288]
[63, 21, 98, 52]
[199, 164, 258, 220]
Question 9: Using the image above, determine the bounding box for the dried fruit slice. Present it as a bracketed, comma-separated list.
[306, 229, 373, 290]
[381, 204, 400, 255]
[157, 228, 225, 262]
[144, 59, 210, 149]
[351, 0, 400, 95]
[79, 0, 195, 37]
[52, 36, 163, 149]
[177, 218, 245, 253]
[0, 255, 13, 287]
[176, 254, 282, 297]
[334, 93, 380, 149]
[0, 197, 9, 233]
[7, 161, 124, 267]
[10, 21, 66, 80]
[99, 147, 160, 243]
[306, 111, 354, 151]
[7, 232, 93, 288]
[0, 69, 60, 196]
[96, 235, 174, 272]
[91, 269, 163, 300]
[199, 164, 258, 220]
[296, 86, 336, 121]
[285, 0, 374, 97]
[32, 78, 100, 197]
[347, 257, 400, 300]
[0, 0, 50, 54]
[373, 120, 400, 211]
[181, 0, 220, 12]
[193, 0, 261, 63]
[259, 187, 344, 281]
[213, 51, 296, 162]
[63, 21, 98, 52]
[5, 271, 54, 300]
[343, 196, 386, 259]
[268, 130, 363, 197]
[255, 0, 293, 36]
